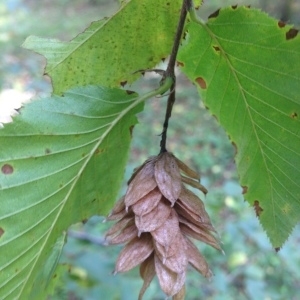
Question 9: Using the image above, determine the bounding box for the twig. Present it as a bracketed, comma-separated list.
[160, 0, 188, 153]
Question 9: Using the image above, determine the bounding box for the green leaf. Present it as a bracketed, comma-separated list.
[22, 0, 184, 94]
[0, 85, 148, 299]
[178, 6, 300, 248]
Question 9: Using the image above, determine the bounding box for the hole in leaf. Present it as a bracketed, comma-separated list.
[213, 45, 220, 52]
[1, 164, 14, 175]
[278, 20, 286, 28]
[291, 112, 298, 119]
[286, 28, 298, 40]
[0, 228, 4, 238]
[177, 61, 184, 67]
[254, 200, 263, 217]
[195, 77, 207, 89]
[232, 5, 237, 9]
[208, 9, 220, 19]
[120, 81, 127, 87]
[242, 186, 248, 194]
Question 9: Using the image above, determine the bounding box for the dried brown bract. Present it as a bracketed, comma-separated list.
[105, 152, 221, 299]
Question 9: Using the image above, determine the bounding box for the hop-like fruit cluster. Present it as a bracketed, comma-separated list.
[105, 152, 221, 299]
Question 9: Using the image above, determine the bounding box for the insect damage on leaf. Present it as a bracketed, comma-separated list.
[290, 112, 298, 119]
[0, 228, 4, 238]
[286, 28, 299, 40]
[195, 77, 207, 89]
[254, 200, 264, 217]
[278, 20, 286, 28]
[242, 186, 248, 195]
[213, 45, 220, 52]
[208, 9, 220, 19]
[1, 164, 14, 174]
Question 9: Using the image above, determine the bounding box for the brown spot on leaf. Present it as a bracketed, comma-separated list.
[278, 20, 286, 28]
[213, 46, 220, 52]
[130, 125, 134, 137]
[1, 164, 14, 175]
[161, 57, 166, 62]
[291, 112, 298, 119]
[246, 5, 251, 8]
[232, 5, 237, 9]
[95, 148, 104, 155]
[231, 141, 238, 155]
[242, 186, 248, 194]
[82, 219, 88, 224]
[126, 90, 135, 95]
[45, 148, 51, 154]
[195, 77, 207, 89]
[81, 153, 86, 157]
[254, 200, 263, 217]
[286, 28, 298, 40]
[0, 228, 4, 238]
[177, 61, 184, 67]
[120, 81, 127, 87]
[275, 247, 281, 252]
[211, 114, 219, 122]
[208, 9, 220, 19]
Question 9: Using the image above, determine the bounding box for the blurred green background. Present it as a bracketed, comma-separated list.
[1, 0, 300, 299]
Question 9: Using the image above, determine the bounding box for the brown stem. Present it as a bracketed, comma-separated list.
[160, 0, 188, 153]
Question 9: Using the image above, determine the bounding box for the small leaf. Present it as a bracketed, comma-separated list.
[0, 85, 143, 298]
[178, 6, 300, 248]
